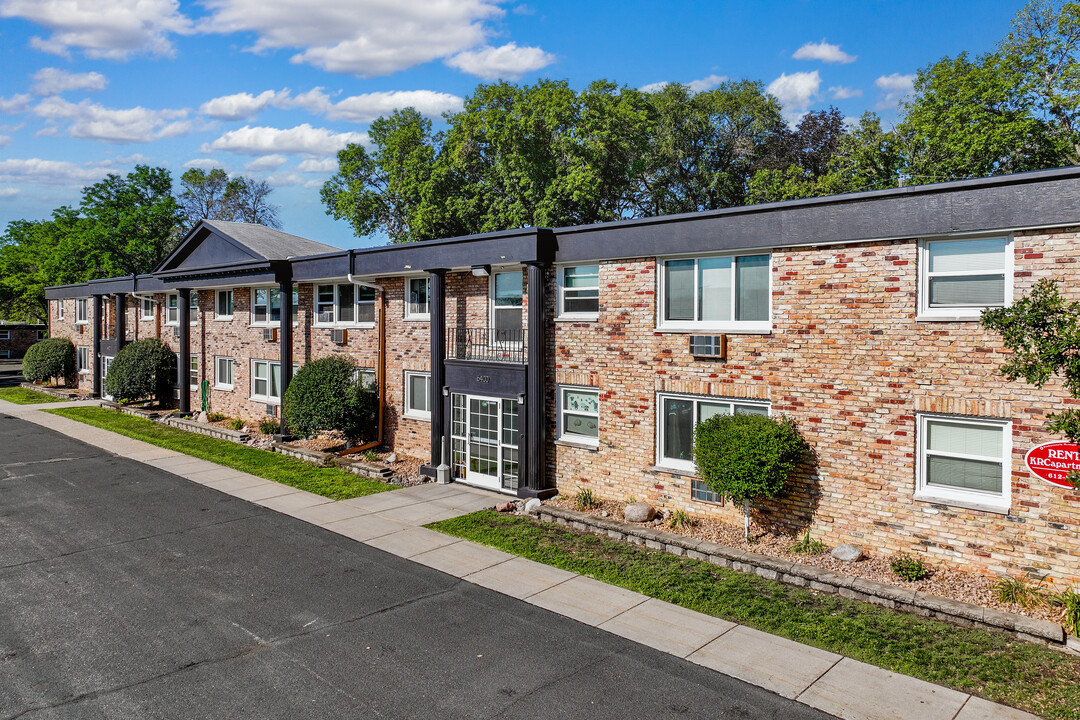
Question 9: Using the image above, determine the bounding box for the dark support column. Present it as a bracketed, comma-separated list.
[91, 295, 102, 398]
[428, 269, 447, 469]
[520, 262, 555, 499]
[276, 271, 294, 439]
[178, 288, 190, 415]
[114, 294, 126, 351]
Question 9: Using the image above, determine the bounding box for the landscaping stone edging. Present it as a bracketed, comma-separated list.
[163, 416, 250, 443]
[19, 382, 81, 400]
[271, 442, 396, 482]
[99, 400, 168, 421]
[535, 505, 1069, 648]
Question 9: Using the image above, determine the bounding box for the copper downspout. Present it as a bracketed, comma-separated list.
[341, 248, 386, 454]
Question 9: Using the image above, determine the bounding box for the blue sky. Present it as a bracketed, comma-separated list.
[0, 0, 1026, 249]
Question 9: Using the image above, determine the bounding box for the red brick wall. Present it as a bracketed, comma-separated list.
[0, 325, 47, 359]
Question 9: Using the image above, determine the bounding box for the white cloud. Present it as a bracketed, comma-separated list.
[113, 153, 153, 164]
[0, 94, 33, 114]
[0, 187, 19, 198]
[793, 40, 856, 64]
[30, 67, 108, 95]
[200, 0, 505, 77]
[199, 89, 291, 121]
[829, 85, 862, 100]
[32, 97, 191, 143]
[201, 123, 366, 157]
[0, 135, 10, 147]
[875, 73, 916, 109]
[444, 42, 555, 80]
[0, 0, 193, 59]
[767, 71, 821, 111]
[182, 158, 228, 170]
[289, 88, 463, 123]
[296, 157, 337, 173]
[245, 154, 289, 171]
[265, 170, 321, 188]
[640, 81, 668, 93]
[641, 73, 728, 94]
[0, 158, 113, 186]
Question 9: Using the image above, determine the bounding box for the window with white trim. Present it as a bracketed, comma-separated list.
[175, 353, 198, 390]
[250, 359, 298, 403]
[658, 254, 770, 333]
[558, 386, 600, 444]
[77, 346, 90, 374]
[216, 290, 233, 320]
[918, 236, 1012, 319]
[189, 291, 198, 322]
[165, 294, 179, 325]
[215, 356, 234, 390]
[76, 298, 88, 325]
[314, 284, 374, 326]
[140, 297, 153, 320]
[491, 270, 523, 338]
[251, 288, 298, 326]
[657, 394, 770, 473]
[558, 265, 599, 319]
[405, 277, 430, 320]
[404, 371, 431, 420]
[916, 414, 1011, 512]
[353, 367, 377, 391]
[691, 479, 723, 504]
[57, 300, 64, 320]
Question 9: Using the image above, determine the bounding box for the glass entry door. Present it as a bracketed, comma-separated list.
[101, 355, 114, 401]
[451, 393, 519, 493]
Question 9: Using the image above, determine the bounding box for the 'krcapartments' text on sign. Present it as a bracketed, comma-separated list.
[1024, 442, 1080, 489]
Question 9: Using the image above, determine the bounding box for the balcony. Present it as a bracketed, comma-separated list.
[447, 327, 526, 364]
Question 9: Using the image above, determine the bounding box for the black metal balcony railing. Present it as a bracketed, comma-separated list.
[447, 327, 526, 364]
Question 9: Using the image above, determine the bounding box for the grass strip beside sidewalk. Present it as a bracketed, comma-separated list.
[0, 387, 66, 404]
[45, 406, 392, 501]
[428, 511, 1079, 720]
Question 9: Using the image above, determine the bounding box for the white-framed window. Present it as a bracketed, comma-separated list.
[405, 277, 430, 320]
[658, 253, 771, 333]
[140, 297, 154, 321]
[691, 479, 723, 504]
[657, 394, 770, 473]
[250, 359, 298, 403]
[176, 353, 198, 390]
[76, 298, 88, 325]
[557, 386, 600, 445]
[916, 414, 1011, 513]
[354, 367, 377, 390]
[491, 270, 523, 338]
[315, 284, 375, 326]
[215, 356, 234, 390]
[189, 291, 198, 324]
[216, 290, 233, 320]
[557, 265, 600, 319]
[165, 293, 179, 326]
[918, 236, 1012, 320]
[77, 346, 91, 374]
[56, 300, 64, 320]
[0, 330, 9, 340]
[404, 370, 431, 420]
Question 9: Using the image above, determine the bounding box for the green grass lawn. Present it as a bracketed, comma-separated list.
[428, 511, 1080, 720]
[45, 406, 393, 500]
[0, 387, 66, 404]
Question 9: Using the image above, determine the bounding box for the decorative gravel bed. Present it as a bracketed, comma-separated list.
[546, 496, 1068, 627]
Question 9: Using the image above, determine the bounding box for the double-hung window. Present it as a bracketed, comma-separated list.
[315, 284, 375, 326]
[405, 277, 430, 320]
[918, 236, 1012, 320]
[165, 294, 179, 325]
[557, 386, 600, 445]
[251, 359, 299, 403]
[657, 394, 769, 473]
[76, 298, 88, 325]
[658, 254, 770, 333]
[491, 271, 523, 338]
[175, 354, 198, 390]
[404, 371, 431, 420]
[140, 297, 154, 321]
[77, 346, 90, 374]
[57, 300, 64, 320]
[558, 265, 600, 319]
[189, 291, 198, 323]
[216, 290, 233, 320]
[251, 288, 297, 326]
[916, 415, 1011, 513]
[215, 357, 234, 390]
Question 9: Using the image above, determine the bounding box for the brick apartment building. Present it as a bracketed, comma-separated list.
[0, 322, 47, 359]
[46, 168, 1080, 588]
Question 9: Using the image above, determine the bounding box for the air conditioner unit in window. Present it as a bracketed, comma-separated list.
[331, 328, 347, 345]
[689, 334, 727, 360]
[263, 327, 278, 342]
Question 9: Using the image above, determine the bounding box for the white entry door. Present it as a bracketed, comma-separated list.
[101, 355, 114, 401]
[450, 393, 519, 493]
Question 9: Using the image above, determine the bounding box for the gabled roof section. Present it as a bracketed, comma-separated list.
[156, 220, 340, 274]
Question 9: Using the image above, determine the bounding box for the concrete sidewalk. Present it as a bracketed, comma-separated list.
[3, 398, 1040, 720]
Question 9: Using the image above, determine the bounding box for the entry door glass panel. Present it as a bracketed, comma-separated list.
[469, 398, 500, 477]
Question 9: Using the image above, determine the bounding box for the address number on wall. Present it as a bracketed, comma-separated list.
[476, 375, 490, 383]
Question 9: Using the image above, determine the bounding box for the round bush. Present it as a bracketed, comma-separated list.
[693, 413, 806, 503]
[104, 338, 175, 403]
[282, 356, 376, 442]
[22, 337, 75, 385]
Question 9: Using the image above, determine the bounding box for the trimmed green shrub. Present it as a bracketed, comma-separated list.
[890, 554, 929, 582]
[226, 418, 245, 431]
[259, 418, 280, 435]
[573, 487, 599, 510]
[22, 337, 76, 385]
[282, 355, 375, 442]
[694, 413, 806, 540]
[207, 412, 225, 422]
[103, 338, 175, 403]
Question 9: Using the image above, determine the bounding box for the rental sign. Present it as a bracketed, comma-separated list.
[1025, 442, 1080, 489]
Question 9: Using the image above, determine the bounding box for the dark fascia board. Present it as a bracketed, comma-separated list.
[154, 258, 273, 281]
[157, 269, 279, 288]
[155, 221, 263, 273]
[45, 275, 164, 300]
[291, 227, 554, 281]
[551, 166, 1080, 263]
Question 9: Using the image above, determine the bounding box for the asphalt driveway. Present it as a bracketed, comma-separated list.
[0, 411, 833, 720]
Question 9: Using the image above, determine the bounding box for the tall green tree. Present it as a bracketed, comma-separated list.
[0, 208, 91, 322]
[179, 168, 281, 232]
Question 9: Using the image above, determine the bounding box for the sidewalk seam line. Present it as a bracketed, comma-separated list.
[793, 655, 844, 703]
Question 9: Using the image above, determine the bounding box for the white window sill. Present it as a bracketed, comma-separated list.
[213, 316, 234, 322]
[650, 463, 698, 478]
[164, 323, 179, 328]
[656, 323, 771, 335]
[404, 314, 431, 322]
[75, 321, 88, 326]
[555, 437, 599, 451]
[913, 492, 1010, 515]
[214, 384, 233, 392]
[403, 411, 431, 422]
[78, 370, 90, 375]
[314, 323, 375, 330]
[915, 313, 986, 323]
[250, 396, 281, 405]
[556, 314, 599, 323]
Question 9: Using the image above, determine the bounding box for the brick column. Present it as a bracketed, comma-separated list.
[178, 288, 190, 415]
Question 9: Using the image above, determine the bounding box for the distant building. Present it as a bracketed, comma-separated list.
[0, 322, 47, 359]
